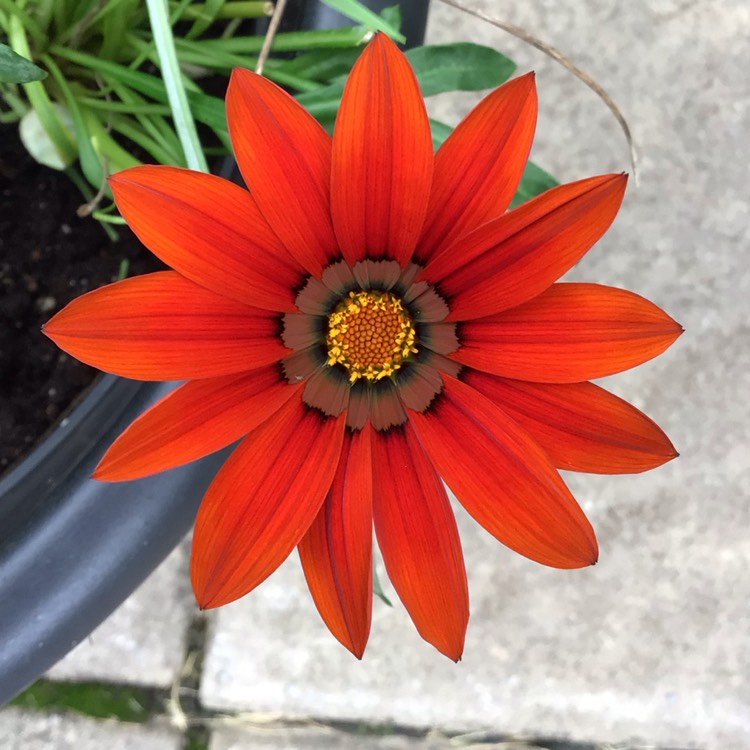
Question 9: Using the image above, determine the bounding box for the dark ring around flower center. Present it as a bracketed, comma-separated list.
[280, 259, 461, 431]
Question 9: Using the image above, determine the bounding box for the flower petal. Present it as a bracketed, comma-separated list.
[415, 73, 538, 263]
[368, 380, 407, 431]
[422, 174, 627, 320]
[372, 425, 469, 660]
[192, 395, 346, 608]
[455, 283, 683, 382]
[110, 166, 304, 311]
[298, 425, 373, 658]
[463, 371, 678, 473]
[43, 272, 287, 380]
[408, 375, 598, 569]
[331, 33, 433, 267]
[303, 366, 351, 417]
[95, 367, 299, 481]
[227, 68, 338, 276]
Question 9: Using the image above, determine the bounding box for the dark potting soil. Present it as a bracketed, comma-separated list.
[0, 127, 163, 474]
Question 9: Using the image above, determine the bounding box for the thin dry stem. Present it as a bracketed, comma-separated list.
[256, 0, 288, 75]
[437, 0, 638, 181]
[77, 73, 114, 217]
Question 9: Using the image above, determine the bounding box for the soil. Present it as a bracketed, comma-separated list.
[0, 126, 162, 474]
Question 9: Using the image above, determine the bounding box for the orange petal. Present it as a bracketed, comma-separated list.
[298, 425, 373, 658]
[408, 375, 598, 569]
[372, 424, 469, 661]
[43, 271, 288, 380]
[110, 166, 303, 312]
[422, 174, 627, 320]
[456, 283, 683, 382]
[95, 368, 300, 481]
[331, 33, 433, 267]
[464, 371, 678, 474]
[227, 68, 338, 277]
[415, 73, 537, 264]
[192, 395, 346, 608]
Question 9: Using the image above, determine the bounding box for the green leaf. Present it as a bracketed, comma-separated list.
[278, 47, 361, 83]
[8, 17, 77, 164]
[42, 54, 107, 191]
[0, 43, 47, 83]
[406, 43, 516, 96]
[19, 105, 76, 170]
[184, 90, 227, 134]
[373, 566, 393, 607]
[379, 4, 402, 32]
[296, 80, 345, 124]
[511, 161, 559, 207]
[187, 25, 370, 53]
[145, 0, 208, 171]
[320, 0, 405, 43]
[430, 119, 453, 149]
[11, 679, 155, 723]
[185, 0, 225, 39]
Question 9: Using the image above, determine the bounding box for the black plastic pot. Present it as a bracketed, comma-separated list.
[0, 0, 430, 705]
[0, 377, 228, 704]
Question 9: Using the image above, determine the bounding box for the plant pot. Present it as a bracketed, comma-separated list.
[0, 0, 431, 705]
[0, 376, 228, 704]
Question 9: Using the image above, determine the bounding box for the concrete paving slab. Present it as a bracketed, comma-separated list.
[201, 2, 749, 749]
[0, 708, 181, 750]
[47, 540, 196, 688]
[209, 724, 536, 750]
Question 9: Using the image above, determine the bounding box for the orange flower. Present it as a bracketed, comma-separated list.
[44, 33, 682, 660]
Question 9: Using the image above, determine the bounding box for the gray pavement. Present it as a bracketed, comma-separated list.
[209, 725, 541, 749]
[2, 1, 748, 748]
[0, 709, 180, 750]
[202, 2, 750, 746]
[47, 542, 195, 688]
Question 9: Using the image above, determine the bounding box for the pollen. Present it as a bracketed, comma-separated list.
[326, 290, 418, 383]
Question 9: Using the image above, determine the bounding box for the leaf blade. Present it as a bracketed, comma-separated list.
[0, 42, 47, 83]
[406, 42, 516, 97]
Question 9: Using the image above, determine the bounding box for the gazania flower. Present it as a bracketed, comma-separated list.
[44, 33, 681, 660]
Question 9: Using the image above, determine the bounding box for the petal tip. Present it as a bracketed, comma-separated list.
[511, 70, 538, 97]
[191, 560, 223, 610]
[346, 623, 370, 660]
[349, 642, 366, 660]
[603, 171, 628, 194]
[91, 465, 109, 482]
[91, 457, 131, 483]
[439, 643, 465, 662]
[192, 582, 225, 611]
[227, 66, 260, 103]
[41, 316, 63, 343]
[371, 30, 397, 49]
[108, 165, 152, 190]
[229, 65, 253, 84]
[585, 543, 599, 567]
[644, 438, 680, 471]
[559, 528, 599, 569]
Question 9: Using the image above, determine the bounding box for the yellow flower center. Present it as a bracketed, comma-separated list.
[326, 290, 418, 383]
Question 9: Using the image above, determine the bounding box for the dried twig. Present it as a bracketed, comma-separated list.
[256, 0, 288, 75]
[437, 0, 638, 180]
[77, 73, 114, 217]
